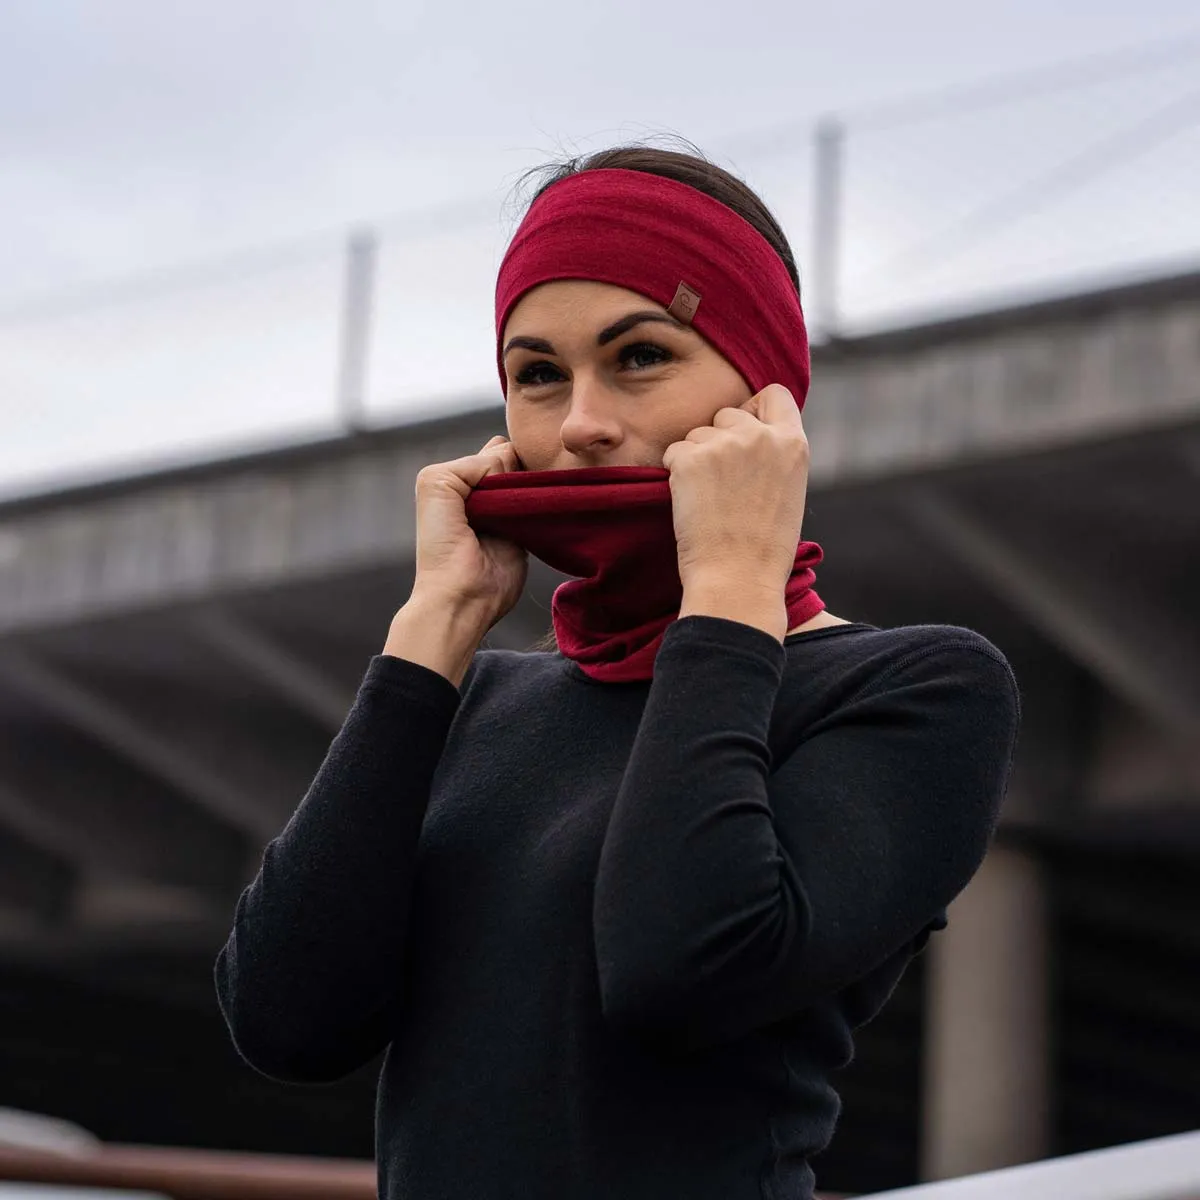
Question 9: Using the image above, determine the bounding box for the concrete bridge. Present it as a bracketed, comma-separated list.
[1, 268, 1197, 1191]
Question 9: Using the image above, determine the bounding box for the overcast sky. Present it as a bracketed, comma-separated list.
[2, 0, 1199, 499]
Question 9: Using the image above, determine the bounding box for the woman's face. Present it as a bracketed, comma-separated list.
[501, 280, 752, 471]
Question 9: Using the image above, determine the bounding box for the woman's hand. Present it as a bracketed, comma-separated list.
[663, 384, 810, 634]
[408, 435, 528, 628]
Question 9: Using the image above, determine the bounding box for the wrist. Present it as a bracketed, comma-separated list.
[678, 574, 788, 643]
[384, 592, 494, 686]
[405, 584, 499, 631]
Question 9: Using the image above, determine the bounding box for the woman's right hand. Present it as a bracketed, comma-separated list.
[408, 435, 528, 628]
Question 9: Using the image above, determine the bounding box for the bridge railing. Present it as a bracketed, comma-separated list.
[859, 1130, 1200, 1200]
[0, 1131, 1196, 1200]
[0, 1142, 374, 1200]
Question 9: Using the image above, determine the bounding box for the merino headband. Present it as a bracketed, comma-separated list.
[494, 167, 811, 407]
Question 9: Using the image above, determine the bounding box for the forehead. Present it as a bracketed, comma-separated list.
[503, 279, 665, 337]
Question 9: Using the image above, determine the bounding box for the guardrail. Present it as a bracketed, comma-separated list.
[0, 1143, 840, 1199]
[0, 1142, 375, 1200]
[859, 1130, 1200, 1200]
[0, 1131, 1195, 1199]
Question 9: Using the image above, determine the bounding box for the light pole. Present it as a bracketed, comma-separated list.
[811, 115, 845, 341]
[335, 227, 378, 433]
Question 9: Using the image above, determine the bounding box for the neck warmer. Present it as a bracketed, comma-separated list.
[464, 168, 824, 683]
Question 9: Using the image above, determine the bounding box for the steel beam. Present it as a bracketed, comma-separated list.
[0, 826, 72, 922]
[188, 607, 355, 733]
[903, 488, 1200, 740]
[0, 649, 279, 840]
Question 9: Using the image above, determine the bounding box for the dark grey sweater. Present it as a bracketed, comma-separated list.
[216, 615, 1020, 1199]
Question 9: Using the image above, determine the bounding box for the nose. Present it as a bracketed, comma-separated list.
[558, 374, 624, 460]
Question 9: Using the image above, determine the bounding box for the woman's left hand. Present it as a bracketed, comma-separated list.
[663, 383, 810, 601]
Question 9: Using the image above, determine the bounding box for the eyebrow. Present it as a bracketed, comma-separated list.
[502, 310, 687, 359]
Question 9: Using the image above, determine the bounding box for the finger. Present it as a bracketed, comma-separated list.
[711, 405, 758, 427]
[492, 435, 525, 469]
[662, 439, 693, 472]
[756, 384, 803, 427]
[441, 442, 515, 490]
[481, 440, 524, 477]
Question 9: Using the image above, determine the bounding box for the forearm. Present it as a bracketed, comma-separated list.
[216, 653, 461, 1081]
[594, 628, 1020, 1051]
[594, 616, 795, 1047]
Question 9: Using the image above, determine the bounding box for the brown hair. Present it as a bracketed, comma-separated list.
[511, 140, 802, 654]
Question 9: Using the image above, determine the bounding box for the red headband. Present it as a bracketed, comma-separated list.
[494, 168, 810, 407]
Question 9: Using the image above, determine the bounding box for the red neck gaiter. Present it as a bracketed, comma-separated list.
[465, 168, 824, 684]
[467, 467, 824, 682]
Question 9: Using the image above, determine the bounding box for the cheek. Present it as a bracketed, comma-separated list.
[505, 408, 552, 468]
[689, 358, 753, 420]
[718, 360, 754, 406]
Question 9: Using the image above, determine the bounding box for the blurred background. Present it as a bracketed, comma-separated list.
[1, 1, 1198, 1197]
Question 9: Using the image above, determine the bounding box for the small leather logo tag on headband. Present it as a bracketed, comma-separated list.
[667, 282, 701, 324]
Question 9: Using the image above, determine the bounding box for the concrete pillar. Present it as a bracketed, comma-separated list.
[920, 841, 1050, 1180]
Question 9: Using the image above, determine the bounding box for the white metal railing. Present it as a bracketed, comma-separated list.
[859, 1130, 1200, 1200]
[2, 1106, 1197, 1198]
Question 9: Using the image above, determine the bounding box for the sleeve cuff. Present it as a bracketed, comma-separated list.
[359, 652, 464, 717]
[659, 614, 786, 678]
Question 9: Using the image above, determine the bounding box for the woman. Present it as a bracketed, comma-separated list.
[216, 145, 1020, 1200]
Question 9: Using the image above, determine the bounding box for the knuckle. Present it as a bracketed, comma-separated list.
[417, 461, 450, 483]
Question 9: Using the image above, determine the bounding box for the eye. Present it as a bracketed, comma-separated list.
[619, 342, 673, 370]
[513, 360, 566, 387]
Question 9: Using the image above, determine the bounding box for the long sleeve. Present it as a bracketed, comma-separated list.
[592, 615, 1020, 1052]
[214, 653, 462, 1083]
